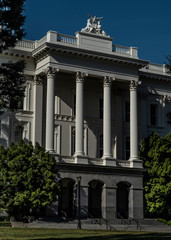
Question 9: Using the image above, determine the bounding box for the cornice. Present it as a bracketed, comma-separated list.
[32, 42, 148, 68]
[139, 70, 171, 82]
[57, 161, 144, 176]
[1, 48, 33, 59]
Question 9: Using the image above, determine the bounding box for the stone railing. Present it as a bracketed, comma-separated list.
[117, 160, 130, 167]
[15, 39, 35, 49]
[113, 44, 130, 54]
[113, 44, 138, 58]
[36, 36, 47, 47]
[14, 32, 138, 58]
[88, 158, 104, 165]
[58, 156, 75, 163]
[57, 33, 77, 45]
[147, 63, 169, 73]
[55, 114, 75, 122]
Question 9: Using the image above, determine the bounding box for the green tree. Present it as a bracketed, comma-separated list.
[0, 0, 25, 52]
[0, 141, 59, 221]
[140, 132, 171, 220]
[0, 0, 26, 110]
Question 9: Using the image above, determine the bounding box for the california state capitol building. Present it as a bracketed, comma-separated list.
[0, 15, 171, 221]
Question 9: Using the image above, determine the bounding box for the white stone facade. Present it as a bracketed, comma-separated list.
[0, 18, 171, 220]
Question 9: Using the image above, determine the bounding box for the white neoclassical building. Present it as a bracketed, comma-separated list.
[0, 16, 171, 221]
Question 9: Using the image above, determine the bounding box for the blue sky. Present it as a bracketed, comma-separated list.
[24, 0, 171, 64]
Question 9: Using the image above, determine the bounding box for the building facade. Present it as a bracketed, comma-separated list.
[0, 17, 171, 220]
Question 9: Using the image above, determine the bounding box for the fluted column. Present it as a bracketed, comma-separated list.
[129, 80, 142, 168]
[75, 72, 86, 156]
[103, 76, 116, 166]
[45, 67, 57, 152]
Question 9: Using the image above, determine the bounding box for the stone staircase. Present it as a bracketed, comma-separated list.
[11, 218, 171, 232]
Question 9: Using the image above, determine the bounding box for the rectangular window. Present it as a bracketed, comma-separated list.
[73, 95, 76, 116]
[71, 126, 75, 156]
[99, 98, 103, 119]
[99, 134, 103, 158]
[150, 104, 158, 125]
[54, 125, 61, 154]
[125, 101, 130, 122]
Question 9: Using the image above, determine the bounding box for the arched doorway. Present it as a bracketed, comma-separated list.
[88, 180, 104, 218]
[58, 178, 76, 219]
[116, 182, 130, 219]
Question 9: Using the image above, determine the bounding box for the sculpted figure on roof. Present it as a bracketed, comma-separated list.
[81, 14, 109, 37]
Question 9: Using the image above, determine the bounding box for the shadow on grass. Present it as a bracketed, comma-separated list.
[25, 232, 171, 240]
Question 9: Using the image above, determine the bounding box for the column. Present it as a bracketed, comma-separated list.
[103, 76, 116, 166]
[45, 67, 57, 152]
[129, 80, 142, 168]
[74, 72, 88, 164]
[33, 76, 43, 146]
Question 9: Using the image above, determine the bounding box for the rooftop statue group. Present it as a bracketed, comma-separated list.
[81, 14, 109, 37]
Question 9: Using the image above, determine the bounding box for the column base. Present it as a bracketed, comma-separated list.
[129, 158, 143, 168]
[102, 156, 117, 166]
[74, 155, 88, 165]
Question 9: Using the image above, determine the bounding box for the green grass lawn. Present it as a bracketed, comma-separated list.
[0, 228, 170, 240]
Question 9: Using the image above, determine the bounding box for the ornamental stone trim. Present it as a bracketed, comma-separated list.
[76, 71, 88, 83]
[44, 66, 59, 77]
[55, 114, 75, 122]
[130, 80, 141, 90]
[103, 76, 114, 86]
[33, 75, 43, 85]
[163, 95, 171, 102]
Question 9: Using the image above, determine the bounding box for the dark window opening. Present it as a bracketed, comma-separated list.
[99, 98, 103, 119]
[125, 101, 130, 122]
[150, 104, 158, 125]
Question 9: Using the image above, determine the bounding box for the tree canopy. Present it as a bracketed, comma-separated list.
[0, 0, 25, 52]
[140, 132, 171, 220]
[0, 0, 26, 111]
[0, 60, 25, 110]
[0, 141, 59, 221]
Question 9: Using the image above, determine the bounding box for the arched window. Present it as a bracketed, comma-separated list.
[58, 178, 76, 219]
[88, 180, 104, 218]
[116, 182, 131, 219]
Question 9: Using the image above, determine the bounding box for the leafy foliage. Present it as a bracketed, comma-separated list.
[0, 60, 25, 110]
[0, 0, 26, 52]
[0, 141, 59, 221]
[140, 132, 171, 220]
[0, 0, 26, 111]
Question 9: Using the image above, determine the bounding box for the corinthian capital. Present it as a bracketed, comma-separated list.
[130, 80, 141, 90]
[33, 75, 43, 85]
[103, 76, 114, 87]
[44, 66, 59, 77]
[76, 71, 88, 83]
